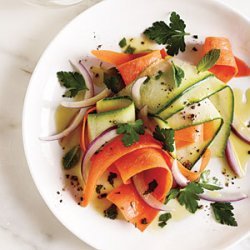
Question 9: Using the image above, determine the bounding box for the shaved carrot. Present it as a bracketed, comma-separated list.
[80, 106, 96, 152]
[235, 57, 250, 77]
[203, 37, 238, 82]
[81, 134, 161, 206]
[114, 148, 171, 184]
[142, 167, 172, 201]
[108, 151, 172, 232]
[175, 125, 203, 149]
[107, 183, 158, 232]
[203, 120, 217, 141]
[117, 50, 163, 85]
[91, 50, 148, 66]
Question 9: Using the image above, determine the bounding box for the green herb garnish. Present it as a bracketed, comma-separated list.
[104, 204, 118, 220]
[143, 179, 158, 195]
[211, 202, 237, 226]
[166, 182, 222, 214]
[144, 11, 190, 56]
[124, 45, 136, 54]
[104, 67, 125, 93]
[178, 182, 204, 213]
[117, 119, 145, 147]
[158, 213, 172, 228]
[107, 172, 117, 186]
[196, 49, 220, 73]
[95, 184, 104, 194]
[57, 71, 88, 98]
[165, 188, 179, 203]
[62, 145, 81, 169]
[119, 37, 127, 48]
[153, 125, 175, 152]
[172, 61, 184, 87]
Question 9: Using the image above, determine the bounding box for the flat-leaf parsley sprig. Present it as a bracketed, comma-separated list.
[117, 119, 145, 147]
[144, 11, 190, 56]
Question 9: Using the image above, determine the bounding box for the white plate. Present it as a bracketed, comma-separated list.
[23, 0, 250, 249]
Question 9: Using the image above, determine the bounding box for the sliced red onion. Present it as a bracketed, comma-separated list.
[40, 108, 87, 141]
[81, 127, 118, 183]
[61, 88, 111, 108]
[40, 59, 94, 141]
[225, 138, 245, 178]
[131, 77, 147, 109]
[132, 174, 174, 212]
[171, 159, 189, 187]
[70, 59, 94, 97]
[231, 120, 250, 144]
[199, 191, 248, 202]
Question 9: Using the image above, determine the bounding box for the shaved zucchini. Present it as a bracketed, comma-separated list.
[209, 86, 234, 157]
[118, 58, 212, 113]
[88, 96, 135, 141]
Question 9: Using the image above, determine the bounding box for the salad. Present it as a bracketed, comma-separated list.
[42, 12, 250, 232]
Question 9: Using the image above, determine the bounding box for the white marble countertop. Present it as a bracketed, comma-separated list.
[0, 0, 249, 249]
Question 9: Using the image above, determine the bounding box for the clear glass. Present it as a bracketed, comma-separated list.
[23, 0, 84, 6]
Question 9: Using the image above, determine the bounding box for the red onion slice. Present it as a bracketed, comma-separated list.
[199, 191, 248, 202]
[40, 108, 87, 141]
[131, 77, 147, 109]
[81, 127, 118, 183]
[225, 138, 245, 178]
[40, 59, 94, 141]
[171, 159, 189, 187]
[61, 88, 111, 108]
[132, 174, 174, 212]
[231, 120, 250, 144]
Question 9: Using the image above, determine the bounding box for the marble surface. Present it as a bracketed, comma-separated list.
[0, 0, 249, 249]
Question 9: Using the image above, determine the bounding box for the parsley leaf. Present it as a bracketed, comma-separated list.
[211, 202, 237, 226]
[196, 49, 221, 73]
[153, 126, 175, 152]
[107, 172, 117, 186]
[158, 213, 172, 228]
[57, 71, 88, 98]
[124, 45, 136, 54]
[165, 188, 179, 203]
[117, 119, 145, 147]
[178, 182, 204, 213]
[119, 37, 127, 48]
[104, 67, 125, 93]
[62, 145, 81, 169]
[104, 204, 118, 220]
[172, 62, 184, 87]
[144, 12, 189, 56]
[143, 179, 158, 195]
